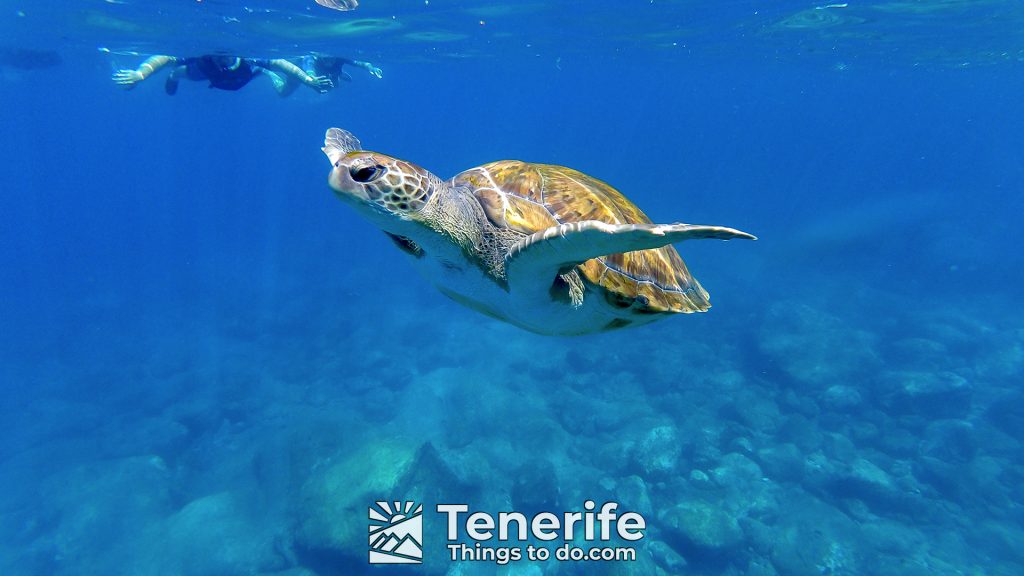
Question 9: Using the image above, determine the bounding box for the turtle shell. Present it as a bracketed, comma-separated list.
[453, 161, 710, 313]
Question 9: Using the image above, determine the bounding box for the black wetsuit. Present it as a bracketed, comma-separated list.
[175, 56, 271, 91]
[300, 55, 355, 85]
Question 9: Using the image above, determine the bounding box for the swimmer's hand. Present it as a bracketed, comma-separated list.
[112, 69, 144, 88]
[352, 60, 382, 79]
[307, 74, 334, 93]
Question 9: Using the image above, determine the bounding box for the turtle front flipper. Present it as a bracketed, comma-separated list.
[505, 220, 755, 294]
[322, 128, 362, 165]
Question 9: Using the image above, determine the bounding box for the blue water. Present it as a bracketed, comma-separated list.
[2, 1, 1023, 575]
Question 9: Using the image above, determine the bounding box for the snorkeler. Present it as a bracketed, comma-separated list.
[274, 54, 382, 97]
[306, 54, 382, 83]
[112, 54, 334, 95]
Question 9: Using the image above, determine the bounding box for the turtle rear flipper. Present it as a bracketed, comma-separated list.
[322, 128, 362, 165]
[505, 220, 755, 290]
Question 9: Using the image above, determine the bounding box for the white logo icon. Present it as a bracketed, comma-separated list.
[369, 501, 423, 564]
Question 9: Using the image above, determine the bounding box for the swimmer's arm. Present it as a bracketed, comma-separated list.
[267, 58, 333, 93]
[113, 55, 177, 87]
[135, 55, 177, 79]
[343, 58, 383, 79]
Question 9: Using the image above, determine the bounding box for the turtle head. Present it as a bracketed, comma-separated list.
[323, 128, 436, 222]
[328, 151, 434, 214]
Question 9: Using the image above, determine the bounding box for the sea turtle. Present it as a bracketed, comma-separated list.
[315, 0, 358, 11]
[322, 128, 755, 336]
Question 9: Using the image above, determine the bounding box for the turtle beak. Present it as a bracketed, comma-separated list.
[328, 161, 372, 203]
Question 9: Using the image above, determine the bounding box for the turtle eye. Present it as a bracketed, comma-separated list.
[350, 164, 386, 183]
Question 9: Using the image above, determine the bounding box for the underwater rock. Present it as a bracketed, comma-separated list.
[632, 425, 682, 479]
[779, 388, 822, 419]
[767, 495, 862, 576]
[770, 532, 860, 573]
[718, 387, 782, 434]
[552, 382, 640, 437]
[583, 437, 637, 477]
[876, 370, 972, 418]
[647, 539, 688, 573]
[294, 440, 464, 575]
[161, 491, 287, 576]
[692, 448, 778, 520]
[857, 517, 926, 559]
[759, 303, 879, 391]
[395, 442, 466, 505]
[616, 475, 654, 518]
[746, 557, 780, 576]
[100, 415, 190, 460]
[606, 543, 670, 576]
[821, 384, 864, 411]
[965, 455, 1015, 509]
[821, 432, 859, 464]
[888, 337, 953, 371]
[775, 414, 824, 453]
[396, 442, 476, 576]
[845, 458, 897, 495]
[294, 438, 417, 559]
[711, 452, 765, 492]
[510, 459, 559, 515]
[688, 469, 713, 489]
[660, 499, 744, 558]
[500, 565, 545, 576]
[434, 441, 507, 491]
[727, 435, 756, 456]
[921, 419, 978, 463]
[35, 455, 173, 574]
[690, 441, 725, 472]
[673, 413, 729, 469]
[738, 517, 775, 556]
[258, 569, 318, 576]
[912, 455, 964, 500]
[756, 443, 806, 483]
[707, 452, 780, 519]
[846, 420, 881, 448]
[812, 456, 925, 517]
[969, 518, 1024, 565]
[438, 366, 566, 455]
[974, 329, 1024, 381]
[873, 422, 920, 458]
[986, 389, 1024, 436]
